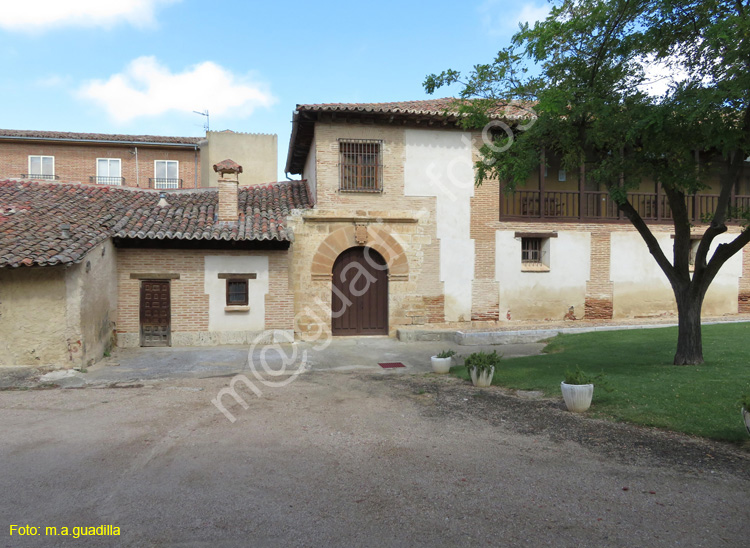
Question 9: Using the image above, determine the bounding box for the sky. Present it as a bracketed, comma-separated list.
[0, 0, 554, 179]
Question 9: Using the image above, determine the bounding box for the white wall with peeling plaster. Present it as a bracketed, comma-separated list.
[611, 232, 742, 317]
[404, 129, 475, 321]
[496, 231, 590, 320]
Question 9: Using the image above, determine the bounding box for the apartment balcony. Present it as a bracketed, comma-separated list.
[90, 176, 125, 186]
[21, 173, 58, 180]
[500, 189, 750, 223]
[148, 178, 183, 189]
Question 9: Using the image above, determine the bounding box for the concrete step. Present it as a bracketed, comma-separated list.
[398, 319, 750, 346]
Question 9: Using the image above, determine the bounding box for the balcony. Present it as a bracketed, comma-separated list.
[500, 189, 750, 223]
[22, 173, 58, 180]
[148, 178, 183, 189]
[90, 176, 125, 186]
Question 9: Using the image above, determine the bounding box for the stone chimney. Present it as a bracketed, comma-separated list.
[213, 159, 243, 222]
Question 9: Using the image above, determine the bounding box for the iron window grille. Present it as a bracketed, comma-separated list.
[521, 238, 543, 264]
[226, 279, 249, 306]
[149, 178, 183, 189]
[91, 176, 125, 185]
[339, 139, 383, 192]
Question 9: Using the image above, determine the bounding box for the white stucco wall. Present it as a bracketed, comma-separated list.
[611, 232, 742, 317]
[204, 255, 269, 332]
[303, 135, 317, 203]
[404, 129, 475, 321]
[496, 231, 591, 320]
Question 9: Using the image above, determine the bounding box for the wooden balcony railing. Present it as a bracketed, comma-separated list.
[500, 189, 750, 223]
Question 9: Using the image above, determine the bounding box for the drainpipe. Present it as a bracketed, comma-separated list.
[194, 145, 198, 188]
[134, 147, 139, 187]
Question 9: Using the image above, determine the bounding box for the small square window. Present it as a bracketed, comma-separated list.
[558, 169, 566, 182]
[519, 235, 552, 271]
[522, 238, 543, 264]
[226, 279, 248, 306]
[28, 155, 55, 179]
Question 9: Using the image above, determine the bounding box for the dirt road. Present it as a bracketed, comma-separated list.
[2, 371, 749, 547]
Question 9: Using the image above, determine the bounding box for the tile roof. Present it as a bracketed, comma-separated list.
[295, 98, 533, 120]
[0, 179, 312, 268]
[0, 129, 201, 146]
[286, 98, 535, 173]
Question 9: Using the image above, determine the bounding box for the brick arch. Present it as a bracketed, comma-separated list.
[310, 225, 409, 281]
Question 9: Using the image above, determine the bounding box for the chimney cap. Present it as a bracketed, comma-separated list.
[213, 159, 243, 176]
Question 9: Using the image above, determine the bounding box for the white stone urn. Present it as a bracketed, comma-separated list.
[742, 407, 750, 436]
[470, 366, 495, 388]
[431, 356, 453, 374]
[561, 382, 594, 412]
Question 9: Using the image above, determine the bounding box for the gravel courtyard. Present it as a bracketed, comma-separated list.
[2, 369, 749, 547]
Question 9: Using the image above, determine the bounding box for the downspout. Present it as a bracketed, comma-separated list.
[134, 147, 139, 187]
[194, 145, 198, 188]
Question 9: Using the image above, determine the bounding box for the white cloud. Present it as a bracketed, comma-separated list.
[479, 1, 550, 36]
[0, 0, 179, 32]
[77, 57, 276, 123]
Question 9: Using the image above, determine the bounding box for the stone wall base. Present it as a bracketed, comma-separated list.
[117, 330, 295, 348]
[584, 298, 614, 320]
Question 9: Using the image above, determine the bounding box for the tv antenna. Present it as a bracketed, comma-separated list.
[193, 109, 209, 132]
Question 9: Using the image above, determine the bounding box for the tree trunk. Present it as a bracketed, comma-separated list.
[673, 287, 704, 365]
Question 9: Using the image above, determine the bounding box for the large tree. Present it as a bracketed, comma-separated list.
[425, 0, 750, 365]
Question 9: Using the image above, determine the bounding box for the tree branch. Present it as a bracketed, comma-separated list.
[618, 199, 678, 285]
[697, 228, 750, 295]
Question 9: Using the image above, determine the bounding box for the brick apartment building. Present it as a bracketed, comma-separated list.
[0, 129, 202, 188]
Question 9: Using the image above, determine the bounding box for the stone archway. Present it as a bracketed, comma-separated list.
[310, 225, 408, 281]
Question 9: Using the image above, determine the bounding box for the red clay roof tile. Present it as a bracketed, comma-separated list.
[0, 179, 312, 268]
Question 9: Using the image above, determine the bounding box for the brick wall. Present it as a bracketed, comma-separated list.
[0, 141, 201, 188]
[740, 246, 750, 313]
[585, 232, 614, 319]
[116, 247, 292, 341]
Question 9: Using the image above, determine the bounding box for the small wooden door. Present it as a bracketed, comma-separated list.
[140, 280, 171, 347]
[331, 247, 388, 336]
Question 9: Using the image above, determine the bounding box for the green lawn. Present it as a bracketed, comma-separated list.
[449, 323, 750, 442]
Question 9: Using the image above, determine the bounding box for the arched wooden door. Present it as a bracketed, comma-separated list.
[331, 247, 388, 335]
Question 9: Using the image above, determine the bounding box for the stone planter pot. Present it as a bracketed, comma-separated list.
[743, 407, 750, 436]
[561, 382, 594, 412]
[431, 356, 453, 374]
[470, 366, 495, 388]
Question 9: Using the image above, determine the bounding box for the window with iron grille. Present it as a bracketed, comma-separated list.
[339, 139, 383, 192]
[154, 160, 180, 189]
[27, 155, 55, 179]
[95, 158, 123, 185]
[521, 238, 543, 264]
[226, 279, 248, 306]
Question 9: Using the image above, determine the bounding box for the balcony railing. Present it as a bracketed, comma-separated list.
[90, 176, 125, 186]
[148, 178, 183, 189]
[22, 173, 58, 180]
[500, 189, 750, 223]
